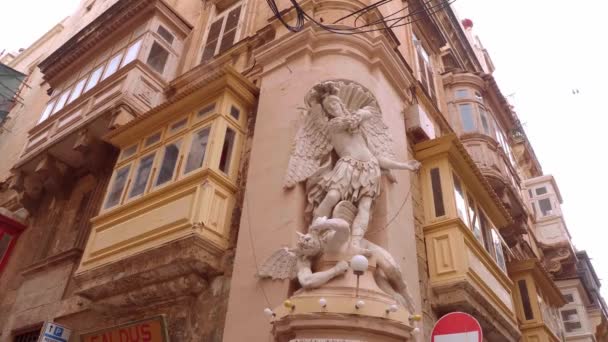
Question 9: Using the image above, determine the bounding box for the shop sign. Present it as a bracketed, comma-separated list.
[80, 316, 169, 342]
[39, 322, 72, 342]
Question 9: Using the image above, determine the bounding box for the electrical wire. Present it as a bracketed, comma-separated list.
[367, 178, 414, 236]
[265, 0, 456, 36]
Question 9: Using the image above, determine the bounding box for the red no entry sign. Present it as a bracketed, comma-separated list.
[431, 312, 483, 342]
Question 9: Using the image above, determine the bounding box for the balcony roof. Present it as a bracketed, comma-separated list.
[38, 0, 192, 85]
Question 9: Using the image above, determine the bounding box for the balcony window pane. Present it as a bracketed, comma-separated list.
[185, 127, 210, 173]
[538, 198, 552, 216]
[561, 309, 582, 333]
[129, 153, 156, 198]
[230, 105, 240, 120]
[219, 127, 236, 174]
[0, 233, 13, 261]
[455, 89, 468, 99]
[468, 195, 483, 243]
[120, 144, 137, 161]
[459, 103, 475, 132]
[518, 280, 534, 320]
[52, 89, 71, 114]
[453, 173, 467, 222]
[169, 118, 187, 134]
[535, 187, 547, 196]
[67, 78, 87, 104]
[146, 42, 169, 75]
[430, 168, 445, 217]
[104, 165, 131, 209]
[121, 39, 143, 67]
[156, 141, 181, 186]
[38, 101, 56, 123]
[492, 229, 507, 272]
[201, 19, 223, 63]
[85, 65, 104, 92]
[102, 53, 123, 80]
[144, 132, 161, 147]
[157, 25, 175, 45]
[198, 103, 216, 118]
[564, 294, 574, 303]
[479, 108, 490, 135]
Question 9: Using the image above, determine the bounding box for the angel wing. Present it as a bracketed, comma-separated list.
[258, 247, 298, 280]
[284, 104, 332, 188]
[360, 105, 396, 162]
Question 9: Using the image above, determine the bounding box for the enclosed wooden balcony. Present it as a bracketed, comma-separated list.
[73, 66, 258, 306]
[10, 0, 192, 213]
[415, 135, 521, 341]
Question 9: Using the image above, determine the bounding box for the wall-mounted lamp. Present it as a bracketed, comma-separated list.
[350, 254, 369, 298]
[386, 304, 398, 314]
[263, 308, 276, 318]
[319, 297, 327, 309]
[355, 300, 365, 310]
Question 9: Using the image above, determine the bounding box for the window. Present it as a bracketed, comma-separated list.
[474, 91, 483, 101]
[157, 26, 175, 45]
[430, 168, 445, 217]
[492, 229, 507, 272]
[102, 53, 123, 80]
[85, 65, 104, 92]
[459, 103, 475, 132]
[128, 153, 156, 198]
[13, 328, 41, 342]
[185, 127, 211, 174]
[455, 89, 468, 99]
[230, 105, 240, 120]
[535, 187, 547, 196]
[479, 107, 490, 135]
[155, 141, 181, 186]
[144, 132, 162, 147]
[219, 127, 236, 173]
[561, 309, 582, 333]
[52, 89, 71, 115]
[413, 34, 436, 99]
[67, 78, 87, 104]
[121, 39, 143, 67]
[119, 144, 138, 161]
[201, 4, 243, 63]
[38, 100, 56, 123]
[538, 198, 552, 216]
[169, 118, 187, 135]
[146, 42, 170, 74]
[104, 165, 131, 209]
[563, 294, 574, 303]
[453, 173, 467, 221]
[197, 103, 216, 118]
[467, 195, 484, 244]
[518, 280, 534, 320]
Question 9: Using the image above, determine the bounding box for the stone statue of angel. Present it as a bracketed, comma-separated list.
[284, 80, 420, 248]
[258, 217, 350, 289]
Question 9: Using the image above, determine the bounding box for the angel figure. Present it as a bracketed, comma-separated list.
[258, 217, 350, 289]
[285, 81, 420, 248]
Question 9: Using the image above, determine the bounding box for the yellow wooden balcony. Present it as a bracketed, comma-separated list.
[415, 134, 521, 341]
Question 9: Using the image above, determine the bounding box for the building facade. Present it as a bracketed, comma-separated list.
[0, 0, 605, 341]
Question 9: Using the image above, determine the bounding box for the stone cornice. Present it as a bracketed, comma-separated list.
[39, 0, 193, 84]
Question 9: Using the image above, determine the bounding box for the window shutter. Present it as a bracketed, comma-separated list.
[201, 19, 224, 63]
[219, 5, 242, 54]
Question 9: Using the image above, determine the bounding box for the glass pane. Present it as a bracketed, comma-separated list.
[561, 309, 579, 321]
[564, 321, 582, 332]
[459, 103, 475, 132]
[528, 189, 533, 199]
[129, 153, 156, 198]
[480, 108, 490, 135]
[156, 141, 181, 186]
[102, 53, 123, 80]
[120, 144, 137, 161]
[535, 187, 547, 196]
[492, 230, 506, 272]
[480, 213, 492, 252]
[185, 127, 210, 173]
[453, 173, 467, 222]
[219, 28, 237, 54]
[563, 294, 574, 303]
[68, 78, 87, 104]
[230, 105, 240, 120]
[198, 103, 216, 118]
[144, 132, 161, 147]
[468, 195, 483, 243]
[169, 118, 187, 134]
[104, 165, 131, 208]
[157, 25, 174, 45]
[52, 89, 71, 114]
[539, 198, 552, 216]
[219, 127, 236, 173]
[201, 19, 223, 63]
[0, 233, 13, 261]
[519, 280, 534, 320]
[39, 101, 56, 123]
[121, 39, 143, 67]
[455, 89, 468, 99]
[146, 42, 170, 74]
[430, 168, 445, 217]
[225, 6, 242, 32]
[85, 65, 104, 92]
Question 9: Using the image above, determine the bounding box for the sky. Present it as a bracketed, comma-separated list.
[1, 0, 607, 298]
